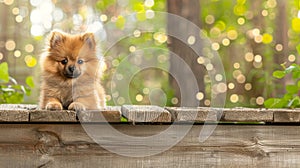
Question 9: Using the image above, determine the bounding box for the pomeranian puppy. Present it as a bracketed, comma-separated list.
[39, 30, 106, 111]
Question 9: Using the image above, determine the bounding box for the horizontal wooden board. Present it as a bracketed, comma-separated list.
[0, 110, 29, 122]
[0, 104, 300, 123]
[0, 124, 300, 167]
[78, 106, 122, 122]
[0, 104, 37, 110]
[121, 105, 171, 123]
[166, 107, 218, 122]
[30, 110, 77, 122]
[222, 108, 274, 122]
[272, 109, 300, 122]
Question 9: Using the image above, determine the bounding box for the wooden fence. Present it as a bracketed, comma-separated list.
[0, 104, 300, 167]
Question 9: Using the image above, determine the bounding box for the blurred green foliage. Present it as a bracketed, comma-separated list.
[200, 0, 300, 107]
[1, 0, 299, 107]
[0, 62, 34, 103]
[264, 63, 300, 108]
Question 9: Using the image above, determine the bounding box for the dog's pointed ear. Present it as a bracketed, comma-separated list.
[82, 33, 96, 49]
[49, 31, 65, 48]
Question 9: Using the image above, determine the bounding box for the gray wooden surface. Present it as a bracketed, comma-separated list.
[1, 104, 300, 167]
[0, 104, 300, 123]
[0, 124, 299, 167]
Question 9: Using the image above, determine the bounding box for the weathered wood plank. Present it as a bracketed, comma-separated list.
[223, 108, 273, 122]
[0, 104, 35, 122]
[0, 110, 29, 122]
[2, 104, 300, 123]
[78, 106, 122, 122]
[121, 105, 171, 123]
[30, 110, 77, 122]
[166, 107, 218, 122]
[273, 109, 300, 122]
[0, 104, 37, 110]
[0, 124, 300, 167]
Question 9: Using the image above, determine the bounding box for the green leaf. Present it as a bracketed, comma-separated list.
[0, 62, 9, 82]
[120, 116, 128, 122]
[24, 87, 31, 96]
[283, 93, 293, 100]
[272, 70, 285, 79]
[5, 92, 23, 104]
[285, 65, 297, 74]
[286, 85, 299, 94]
[288, 96, 300, 108]
[292, 71, 300, 79]
[264, 98, 282, 108]
[26, 76, 34, 88]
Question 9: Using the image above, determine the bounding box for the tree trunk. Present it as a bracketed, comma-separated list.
[167, 0, 205, 106]
[0, 3, 9, 63]
[274, 0, 288, 96]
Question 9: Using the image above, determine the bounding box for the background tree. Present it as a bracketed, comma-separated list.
[167, 0, 206, 106]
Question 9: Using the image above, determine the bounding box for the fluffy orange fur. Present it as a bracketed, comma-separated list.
[39, 30, 106, 111]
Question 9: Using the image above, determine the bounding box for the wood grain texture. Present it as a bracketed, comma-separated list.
[0, 104, 36, 122]
[0, 104, 37, 110]
[30, 110, 76, 122]
[0, 124, 300, 167]
[223, 108, 273, 122]
[121, 105, 171, 123]
[78, 106, 122, 122]
[1, 104, 300, 123]
[273, 109, 300, 122]
[166, 107, 218, 122]
[0, 110, 29, 122]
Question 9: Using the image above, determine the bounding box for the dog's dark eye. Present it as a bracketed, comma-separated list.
[77, 59, 84, 64]
[61, 59, 68, 65]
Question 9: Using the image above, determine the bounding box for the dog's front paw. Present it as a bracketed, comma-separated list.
[68, 102, 86, 111]
[45, 102, 63, 110]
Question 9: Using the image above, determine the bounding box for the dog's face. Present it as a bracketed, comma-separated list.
[46, 31, 97, 79]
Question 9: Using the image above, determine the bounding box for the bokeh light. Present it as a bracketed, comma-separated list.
[228, 83, 235, 90]
[288, 54, 296, 62]
[227, 30, 238, 40]
[12, 7, 19, 15]
[100, 14, 108, 22]
[3, 0, 14, 5]
[144, 0, 154, 8]
[14, 50, 21, 57]
[275, 44, 283, 51]
[230, 94, 239, 103]
[196, 92, 204, 101]
[1, 0, 299, 108]
[0, 53, 3, 60]
[256, 96, 264, 105]
[133, 30, 141, 37]
[129, 46, 136, 52]
[244, 83, 252, 91]
[5, 40, 16, 51]
[136, 94, 143, 102]
[233, 62, 240, 69]
[222, 38, 230, 46]
[205, 15, 215, 24]
[25, 44, 34, 53]
[171, 97, 178, 105]
[245, 52, 254, 62]
[187, 35, 196, 45]
[237, 17, 245, 25]
[24, 55, 37, 67]
[211, 42, 220, 51]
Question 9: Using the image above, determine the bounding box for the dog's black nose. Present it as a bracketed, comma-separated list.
[68, 65, 76, 72]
